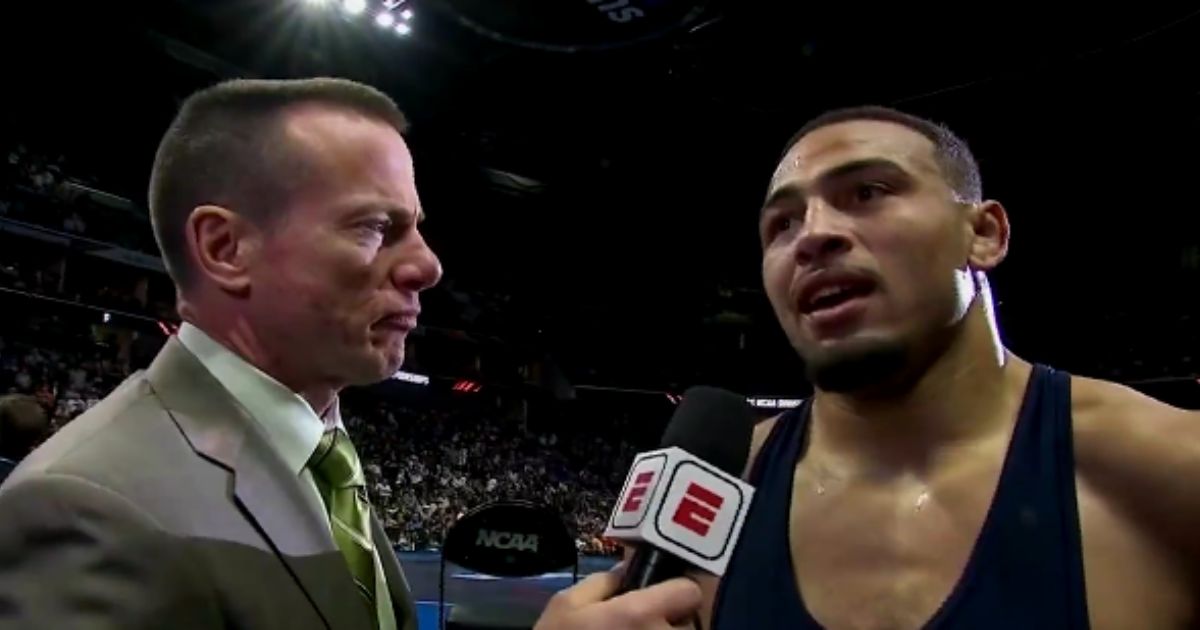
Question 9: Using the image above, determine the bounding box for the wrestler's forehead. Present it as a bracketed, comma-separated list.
[771, 120, 941, 189]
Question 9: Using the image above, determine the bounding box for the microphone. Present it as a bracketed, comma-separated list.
[605, 386, 756, 595]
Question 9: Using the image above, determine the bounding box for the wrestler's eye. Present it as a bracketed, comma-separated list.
[761, 213, 797, 244]
[853, 182, 891, 203]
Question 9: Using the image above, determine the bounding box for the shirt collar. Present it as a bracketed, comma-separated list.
[176, 323, 336, 476]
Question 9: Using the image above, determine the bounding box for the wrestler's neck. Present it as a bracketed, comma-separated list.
[179, 297, 339, 416]
[811, 301, 1031, 469]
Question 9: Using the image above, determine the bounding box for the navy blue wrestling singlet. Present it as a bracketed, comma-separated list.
[712, 365, 1090, 629]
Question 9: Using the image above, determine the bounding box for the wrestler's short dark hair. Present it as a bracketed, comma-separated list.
[148, 77, 409, 289]
[781, 106, 982, 203]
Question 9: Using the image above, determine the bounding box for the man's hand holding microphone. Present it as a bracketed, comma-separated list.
[533, 563, 701, 630]
[535, 387, 756, 630]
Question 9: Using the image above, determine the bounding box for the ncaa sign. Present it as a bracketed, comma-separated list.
[475, 530, 540, 553]
[442, 500, 577, 578]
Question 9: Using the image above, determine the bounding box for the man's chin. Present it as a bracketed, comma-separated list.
[376, 357, 406, 382]
[343, 354, 405, 387]
[801, 338, 909, 394]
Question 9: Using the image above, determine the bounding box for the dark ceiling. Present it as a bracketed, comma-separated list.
[2, 2, 1197, 394]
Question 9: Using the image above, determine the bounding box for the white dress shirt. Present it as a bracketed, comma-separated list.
[177, 323, 337, 511]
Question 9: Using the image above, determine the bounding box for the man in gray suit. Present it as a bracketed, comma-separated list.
[0, 77, 440, 629]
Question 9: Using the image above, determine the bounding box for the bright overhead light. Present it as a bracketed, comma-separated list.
[343, 0, 367, 14]
[303, 0, 330, 6]
[400, 8, 413, 20]
[395, 22, 412, 36]
[375, 11, 395, 27]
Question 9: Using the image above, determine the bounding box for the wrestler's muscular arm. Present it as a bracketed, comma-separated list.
[1072, 376, 1200, 627]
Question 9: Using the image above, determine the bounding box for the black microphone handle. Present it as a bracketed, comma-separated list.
[615, 546, 690, 596]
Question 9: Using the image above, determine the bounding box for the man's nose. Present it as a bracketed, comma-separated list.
[392, 230, 442, 292]
[791, 201, 852, 267]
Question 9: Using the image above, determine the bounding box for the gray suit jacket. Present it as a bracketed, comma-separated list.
[0, 338, 418, 630]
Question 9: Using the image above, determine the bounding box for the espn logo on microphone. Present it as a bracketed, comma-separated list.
[671, 481, 725, 536]
[606, 447, 754, 576]
[610, 453, 666, 529]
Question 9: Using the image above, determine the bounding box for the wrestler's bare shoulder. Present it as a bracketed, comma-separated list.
[1071, 375, 1199, 629]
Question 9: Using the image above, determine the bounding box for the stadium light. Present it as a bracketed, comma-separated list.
[343, 0, 367, 15]
[400, 8, 413, 20]
[394, 22, 412, 36]
[375, 11, 396, 27]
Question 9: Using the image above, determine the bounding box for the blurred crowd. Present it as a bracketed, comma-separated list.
[345, 401, 630, 554]
[2, 141, 158, 253]
[0, 314, 126, 432]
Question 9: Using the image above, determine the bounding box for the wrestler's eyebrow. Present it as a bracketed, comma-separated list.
[761, 158, 901, 217]
[761, 183, 806, 218]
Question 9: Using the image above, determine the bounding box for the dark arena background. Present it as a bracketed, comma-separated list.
[0, 2, 1197, 628]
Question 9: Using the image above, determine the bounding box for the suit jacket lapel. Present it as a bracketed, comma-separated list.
[371, 514, 419, 630]
[146, 338, 373, 630]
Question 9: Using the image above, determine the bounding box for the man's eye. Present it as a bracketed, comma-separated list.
[854, 183, 890, 203]
[360, 219, 393, 236]
[762, 215, 794, 242]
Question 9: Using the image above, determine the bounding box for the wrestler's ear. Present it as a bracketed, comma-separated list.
[965, 200, 1009, 272]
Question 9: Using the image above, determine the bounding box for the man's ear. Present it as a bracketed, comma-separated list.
[966, 200, 1010, 272]
[184, 205, 260, 295]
